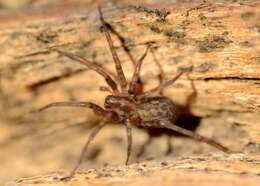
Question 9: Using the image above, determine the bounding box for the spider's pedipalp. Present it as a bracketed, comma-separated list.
[98, 7, 128, 92]
[55, 49, 119, 94]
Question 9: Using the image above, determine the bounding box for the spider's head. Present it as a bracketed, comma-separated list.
[104, 95, 134, 112]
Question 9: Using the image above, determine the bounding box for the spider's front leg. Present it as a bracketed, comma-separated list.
[69, 119, 107, 177]
[39, 101, 118, 179]
[38, 101, 106, 116]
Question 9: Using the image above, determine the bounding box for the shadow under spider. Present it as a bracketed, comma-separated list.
[34, 6, 232, 179]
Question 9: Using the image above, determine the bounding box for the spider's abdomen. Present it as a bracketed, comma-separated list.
[137, 96, 178, 123]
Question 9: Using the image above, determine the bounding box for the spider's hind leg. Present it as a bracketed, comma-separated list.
[159, 120, 231, 153]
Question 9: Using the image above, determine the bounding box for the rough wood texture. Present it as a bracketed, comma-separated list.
[8, 154, 260, 186]
[0, 0, 259, 185]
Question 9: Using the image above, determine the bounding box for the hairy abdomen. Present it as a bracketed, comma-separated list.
[137, 96, 178, 123]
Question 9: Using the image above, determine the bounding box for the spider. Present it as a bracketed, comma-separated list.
[39, 7, 231, 177]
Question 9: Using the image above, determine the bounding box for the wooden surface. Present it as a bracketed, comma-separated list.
[9, 154, 260, 186]
[0, 0, 259, 185]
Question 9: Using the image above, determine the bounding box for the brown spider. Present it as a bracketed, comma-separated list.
[39, 7, 230, 177]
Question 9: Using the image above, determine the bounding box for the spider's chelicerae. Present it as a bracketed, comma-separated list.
[39, 7, 231, 177]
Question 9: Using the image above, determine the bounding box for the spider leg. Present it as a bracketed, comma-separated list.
[159, 120, 231, 153]
[97, 15, 136, 67]
[98, 7, 128, 92]
[128, 45, 150, 94]
[140, 71, 184, 98]
[165, 135, 173, 155]
[151, 48, 165, 95]
[69, 119, 107, 177]
[102, 22, 145, 95]
[97, 11, 153, 95]
[125, 119, 133, 165]
[55, 49, 119, 94]
[137, 134, 172, 158]
[186, 73, 197, 107]
[136, 135, 153, 158]
[39, 101, 106, 116]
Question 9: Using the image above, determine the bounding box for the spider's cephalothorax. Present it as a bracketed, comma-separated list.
[39, 7, 231, 178]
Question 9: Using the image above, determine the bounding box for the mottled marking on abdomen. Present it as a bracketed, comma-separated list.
[137, 96, 178, 123]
